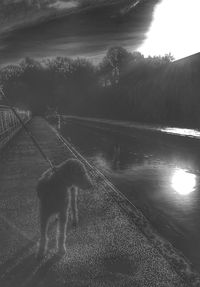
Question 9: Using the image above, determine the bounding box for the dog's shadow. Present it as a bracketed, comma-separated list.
[0, 240, 64, 287]
[0, 225, 68, 287]
[0, 239, 36, 277]
[25, 252, 63, 287]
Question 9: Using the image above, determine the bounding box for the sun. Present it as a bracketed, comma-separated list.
[171, 168, 196, 195]
[139, 0, 200, 59]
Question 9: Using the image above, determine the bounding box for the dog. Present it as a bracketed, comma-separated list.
[36, 158, 93, 257]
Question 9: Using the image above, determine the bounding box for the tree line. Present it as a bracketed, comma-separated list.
[0, 46, 199, 128]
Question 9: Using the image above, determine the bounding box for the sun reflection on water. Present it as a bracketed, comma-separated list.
[171, 168, 196, 195]
[161, 127, 200, 139]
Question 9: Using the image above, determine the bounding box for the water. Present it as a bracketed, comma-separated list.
[161, 127, 200, 139]
[61, 119, 200, 271]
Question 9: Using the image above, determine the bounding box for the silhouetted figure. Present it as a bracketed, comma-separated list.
[112, 143, 121, 170]
[36, 158, 93, 257]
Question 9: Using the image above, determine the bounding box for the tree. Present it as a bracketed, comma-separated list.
[99, 47, 132, 86]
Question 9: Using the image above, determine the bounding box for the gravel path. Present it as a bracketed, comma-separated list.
[0, 117, 192, 287]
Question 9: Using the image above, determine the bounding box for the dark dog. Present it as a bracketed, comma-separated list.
[36, 158, 93, 257]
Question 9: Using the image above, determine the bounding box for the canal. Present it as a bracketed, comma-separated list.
[61, 118, 200, 272]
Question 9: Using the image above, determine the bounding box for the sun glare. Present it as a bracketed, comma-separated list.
[171, 169, 196, 195]
[139, 0, 200, 59]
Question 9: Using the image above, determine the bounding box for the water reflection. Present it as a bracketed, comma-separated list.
[61, 120, 200, 269]
[161, 127, 200, 139]
[112, 143, 121, 171]
[171, 168, 196, 196]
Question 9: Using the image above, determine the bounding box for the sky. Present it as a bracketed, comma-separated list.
[140, 0, 200, 59]
[0, 0, 199, 65]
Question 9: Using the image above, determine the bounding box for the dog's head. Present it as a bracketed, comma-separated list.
[76, 170, 93, 190]
[73, 163, 93, 190]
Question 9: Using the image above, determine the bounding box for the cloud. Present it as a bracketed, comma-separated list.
[0, 0, 145, 34]
[0, 0, 79, 33]
[0, 0, 159, 65]
[49, 0, 78, 9]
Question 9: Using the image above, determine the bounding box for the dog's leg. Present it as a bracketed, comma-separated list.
[74, 187, 79, 226]
[58, 209, 68, 254]
[71, 186, 79, 228]
[67, 188, 73, 221]
[38, 207, 49, 258]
